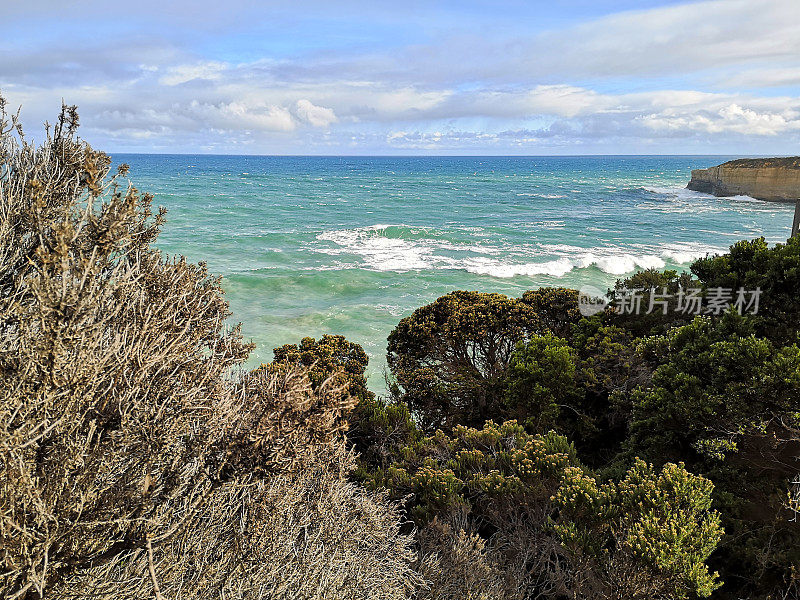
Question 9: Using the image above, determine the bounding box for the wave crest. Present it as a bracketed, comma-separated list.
[315, 225, 723, 278]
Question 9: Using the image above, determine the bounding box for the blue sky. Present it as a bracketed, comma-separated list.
[2, 0, 799, 154]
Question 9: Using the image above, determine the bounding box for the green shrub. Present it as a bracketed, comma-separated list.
[349, 394, 423, 472]
[621, 310, 800, 597]
[692, 236, 800, 345]
[505, 333, 580, 432]
[554, 459, 722, 599]
[266, 333, 374, 401]
[365, 420, 722, 598]
[608, 268, 700, 338]
[519, 287, 582, 339]
[387, 291, 541, 430]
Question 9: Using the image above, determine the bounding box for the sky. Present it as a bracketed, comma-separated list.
[2, 0, 800, 155]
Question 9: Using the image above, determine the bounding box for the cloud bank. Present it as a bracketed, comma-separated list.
[2, 0, 799, 154]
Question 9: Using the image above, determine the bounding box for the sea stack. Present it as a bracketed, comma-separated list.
[687, 157, 800, 202]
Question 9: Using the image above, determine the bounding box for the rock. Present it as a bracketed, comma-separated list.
[687, 157, 800, 202]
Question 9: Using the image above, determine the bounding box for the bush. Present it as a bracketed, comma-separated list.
[553, 459, 722, 599]
[387, 290, 541, 431]
[621, 311, 800, 596]
[53, 440, 421, 599]
[349, 394, 424, 472]
[0, 101, 420, 599]
[519, 287, 582, 339]
[414, 516, 520, 600]
[364, 420, 722, 598]
[692, 236, 800, 345]
[608, 268, 699, 338]
[267, 334, 374, 401]
[504, 333, 580, 432]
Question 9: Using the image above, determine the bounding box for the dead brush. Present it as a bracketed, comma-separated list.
[0, 98, 420, 600]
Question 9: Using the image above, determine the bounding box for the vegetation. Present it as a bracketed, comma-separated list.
[266, 333, 374, 401]
[3, 98, 798, 599]
[361, 420, 722, 599]
[387, 290, 541, 430]
[375, 243, 800, 599]
[0, 102, 420, 599]
[692, 237, 800, 345]
[504, 333, 580, 432]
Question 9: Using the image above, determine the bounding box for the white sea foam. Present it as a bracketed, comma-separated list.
[317, 226, 434, 271]
[316, 225, 728, 278]
[516, 193, 567, 199]
[641, 185, 765, 212]
[659, 242, 723, 264]
[462, 257, 574, 278]
[374, 304, 408, 316]
[572, 252, 664, 275]
[529, 220, 566, 229]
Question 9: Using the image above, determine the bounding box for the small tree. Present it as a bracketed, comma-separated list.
[519, 287, 582, 339]
[553, 459, 722, 599]
[387, 290, 541, 430]
[267, 334, 374, 401]
[504, 333, 580, 432]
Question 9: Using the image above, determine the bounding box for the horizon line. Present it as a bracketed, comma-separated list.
[107, 152, 766, 158]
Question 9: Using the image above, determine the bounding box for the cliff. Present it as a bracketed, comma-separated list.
[687, 157, 800, 202]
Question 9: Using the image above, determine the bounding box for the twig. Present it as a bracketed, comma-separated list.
[146, 537, 166, 600]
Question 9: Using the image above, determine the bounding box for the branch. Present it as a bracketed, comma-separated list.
[146, 537, 166, 600]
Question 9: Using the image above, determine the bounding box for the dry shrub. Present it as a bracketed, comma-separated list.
[415, 515, 523, 600]
[0, 99, 419, 600]
[51, 440, 419, 600]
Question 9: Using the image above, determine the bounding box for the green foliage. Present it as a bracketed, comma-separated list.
[349, 395, 423, 472]
[370, 420, 576, 523]
[573, 320, 638, 397]
[519, 287, 582, 339]
[267, 334, 374, 401]
[692, 236, 800, 345]
[609, 268, 699, 337]
[505, 333, 579, 432]
[621, 311, 800, 596]
[370, 236, 800, 599]
[366, 420, 722, 598]
[554, 459, 722, 599]
[387, 290, 541, 430]
[626, 311, 798, 464]
[569, 321, 642, 463]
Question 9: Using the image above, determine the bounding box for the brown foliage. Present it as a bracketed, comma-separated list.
[415, 516, 516, 600]
[0, 100, 419, 599]
[50, 443, 420, 600]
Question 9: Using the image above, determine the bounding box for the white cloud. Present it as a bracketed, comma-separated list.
[524, 86, 613, 118]
[159, 61, 227, 86]
[2, 0, 800, 153]
[720, 67, 800, 89]
[640, 102, 800, 136]
[508, 0, 800, 82]
[365, 87, 452, 119]
[294, 99, 337, 127]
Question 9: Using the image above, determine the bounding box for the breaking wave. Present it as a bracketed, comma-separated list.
[315, 225, 724, 278]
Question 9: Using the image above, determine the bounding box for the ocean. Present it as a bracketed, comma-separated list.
[114, 155, 797, 392]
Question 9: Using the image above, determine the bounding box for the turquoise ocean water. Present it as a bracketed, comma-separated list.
[115, 155, 797, 392]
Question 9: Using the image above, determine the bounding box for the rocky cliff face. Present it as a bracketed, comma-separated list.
[687, 157, 800, 202]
